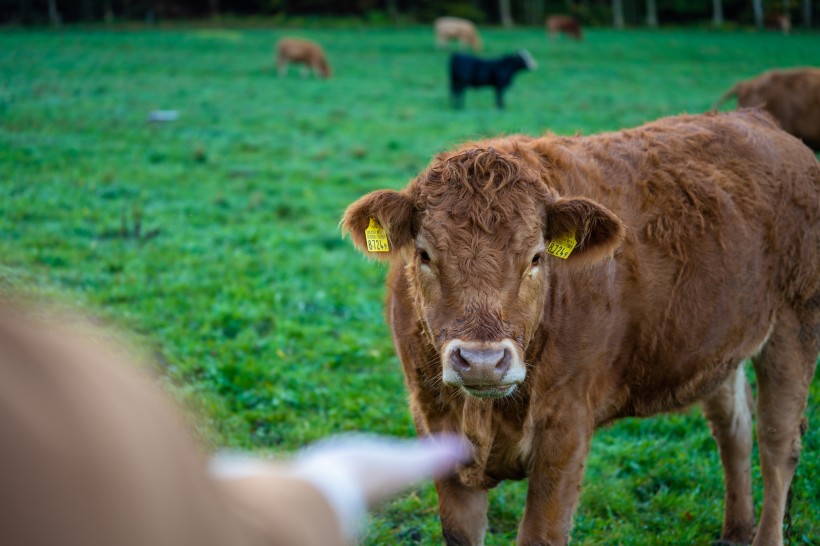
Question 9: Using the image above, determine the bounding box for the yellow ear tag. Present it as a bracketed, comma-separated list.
[365, 218, 390, 252]
[546, 232, 576, 259]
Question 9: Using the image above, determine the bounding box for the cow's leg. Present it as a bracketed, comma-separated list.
[495, 88, 505, 109]
[702, 363, 755, 545]
[451, 84, 465, 109]
[517, 423, 591, 546]
[751, 303, 817, 546]
[277, 58, 287, 77]
[435, 476, 488, 546]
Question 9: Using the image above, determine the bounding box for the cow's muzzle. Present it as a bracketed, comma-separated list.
[441, 339, 525, 398]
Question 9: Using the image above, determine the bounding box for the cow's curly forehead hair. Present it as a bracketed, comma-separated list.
[411, 147, 552, 235]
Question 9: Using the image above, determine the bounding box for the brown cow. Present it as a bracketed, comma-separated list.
[343, 110, 820, 546]
[435, 17, 482, 52]
[546, 15, 583, 40]
[765, 13, 791, 34]
[276, 38, 332, 79]
[715, 67, 820, 151]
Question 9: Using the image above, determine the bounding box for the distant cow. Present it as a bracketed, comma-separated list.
[343, 110, 820, 546]
[546, 15, 583, 40]
[450, 50, 536, 109]
[276, 38, 332, 79]
[765, 13, 791, 34]
[715, 67, 820, 150]
[434, 17, 482, 52]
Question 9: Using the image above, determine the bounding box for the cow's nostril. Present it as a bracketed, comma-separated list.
[496, 349, 511, 373]
[451, 348, 471, 372]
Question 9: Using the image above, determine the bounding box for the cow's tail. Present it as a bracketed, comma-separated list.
[713, 84, 738, 110]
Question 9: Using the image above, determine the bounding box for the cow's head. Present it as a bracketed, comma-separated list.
[343, 148, 624, 398]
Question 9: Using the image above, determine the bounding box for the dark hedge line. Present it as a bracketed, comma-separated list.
[3, 0, 817, 27]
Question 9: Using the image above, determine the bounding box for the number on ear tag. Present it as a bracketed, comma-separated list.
[365, 218, 390, 252]
[546, 232, 576, 259]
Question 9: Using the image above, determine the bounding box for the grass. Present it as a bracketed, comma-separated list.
[1, 23, 819, 545]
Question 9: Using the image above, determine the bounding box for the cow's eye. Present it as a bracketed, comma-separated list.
[531, 254, 541, 267]
[418, 249, 431, 265]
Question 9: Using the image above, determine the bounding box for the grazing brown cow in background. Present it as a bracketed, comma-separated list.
[343, 110, 820, 546]
[276, 38, 332, 79]
[546, 15, 583, 40]
[715, 67, 820, 150]
[434, 16, 482, 52]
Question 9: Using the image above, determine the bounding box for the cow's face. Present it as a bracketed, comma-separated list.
[343, 148, 624, 398]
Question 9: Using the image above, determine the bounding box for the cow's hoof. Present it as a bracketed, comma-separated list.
[711, 540, 750, 546]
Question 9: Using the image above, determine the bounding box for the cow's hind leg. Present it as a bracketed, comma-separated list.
[702, 363, 755, 545]
[435, 476, 488, 546]
[752, 303, 818, 546]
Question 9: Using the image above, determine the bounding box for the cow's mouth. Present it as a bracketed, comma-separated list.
[462, 383, 518, 398]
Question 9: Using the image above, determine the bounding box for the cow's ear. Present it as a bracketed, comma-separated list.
[545, 197, 625, 265]
[341, 189, 416, 261]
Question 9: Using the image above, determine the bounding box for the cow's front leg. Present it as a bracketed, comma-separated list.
[517, 422, 591, 546]
[451, 86, 465, 109]
[435, 475, 488, 546]
[494, 87, 505, 109]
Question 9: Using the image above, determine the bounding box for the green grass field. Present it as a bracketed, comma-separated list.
[1, 24, 819, 545]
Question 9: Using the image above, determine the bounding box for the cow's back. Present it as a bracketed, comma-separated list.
[277, 39, 320, 62]
[450, 54, 485, 83]
[435, 17, 473, 36]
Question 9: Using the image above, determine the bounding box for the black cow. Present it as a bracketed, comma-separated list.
[449, 50, 536, 109]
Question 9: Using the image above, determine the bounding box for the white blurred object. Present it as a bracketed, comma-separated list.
[210, 434, 470, 541]
[148, 110, 180, 122]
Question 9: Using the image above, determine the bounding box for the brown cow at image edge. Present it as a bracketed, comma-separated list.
[342, 110, 820, 546]
[715, 67, 820, 151]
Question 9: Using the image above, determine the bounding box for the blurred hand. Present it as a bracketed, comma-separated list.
[293, 434, 471, 506]
[210, 434, 470, 540]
